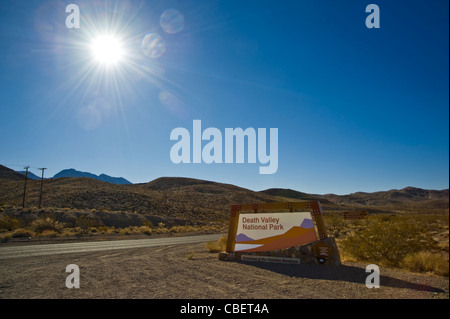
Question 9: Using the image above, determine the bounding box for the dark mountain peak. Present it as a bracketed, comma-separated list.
[53, 169, 131, 185]
[98, 174, 132, 185]
[17, 171, 42, 180]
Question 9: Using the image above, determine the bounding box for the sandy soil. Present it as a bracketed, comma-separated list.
[0, 235, 448, 300]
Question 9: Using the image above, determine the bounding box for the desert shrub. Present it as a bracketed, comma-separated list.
[75, 215, 101, 233]
[119, 227, 133, 235]
[0, 215, 20, 231]
[206, 235, 227, 253]
[38, 230, 58, 238]
[341, 217, 435, 266]
[1, 233, 11, 242]
[154, 226, 169, 234]
[142, 220, 154, 228]
[31, 217, 64, 234]
[97, 226, 110, 233]
[186, 252, 195, 260]
[11, 228, 33, 238]
[169, 226, 181, 233]
[138, 226, 152, 235]
[402, 252, 449, 277]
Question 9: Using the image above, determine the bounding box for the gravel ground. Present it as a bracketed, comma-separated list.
[0, 237, 448, 300]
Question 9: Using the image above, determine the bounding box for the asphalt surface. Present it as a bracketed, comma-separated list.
[0, 233, 223, 260]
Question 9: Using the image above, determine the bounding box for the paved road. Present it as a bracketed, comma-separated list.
[0, 234, 223, 260]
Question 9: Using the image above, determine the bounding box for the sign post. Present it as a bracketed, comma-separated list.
[343, 211, 368, 220]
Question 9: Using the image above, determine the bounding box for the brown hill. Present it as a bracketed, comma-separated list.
[0, 164, 26, 181]
[1, 163, 447, 223]
[315, 187, 449, 210]
[0, 175, 284, 222]
[259, 188, 333, 204]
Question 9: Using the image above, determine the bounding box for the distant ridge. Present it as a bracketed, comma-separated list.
[144, 177, 217, 190]
[315, 186, 449, 207]
[259, 188, 333, 204]
[0, 165, 25, 180]
[259, 186, 448, 209]
[53, 168, 132, 185]
[0, 165, 447, 219]
[17, 171, 42, 180]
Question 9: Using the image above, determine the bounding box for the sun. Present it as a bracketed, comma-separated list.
[90, 35, 124, 65]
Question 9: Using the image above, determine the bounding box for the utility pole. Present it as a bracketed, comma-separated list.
[38, 168, 47, 209]
[22, 166, 30, 208]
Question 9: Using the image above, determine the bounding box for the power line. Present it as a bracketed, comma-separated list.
[22, 166, 30, 208]
[38, 168, 47, 209]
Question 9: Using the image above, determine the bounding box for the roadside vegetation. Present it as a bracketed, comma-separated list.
[1, 203, 448, 277]
[205, 213, 449, 278]
[0, 205, 227, 242]
[324, 213, 449, 277]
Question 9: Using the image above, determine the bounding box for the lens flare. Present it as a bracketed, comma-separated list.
[160, 9, 184, 34]
[141, 33, 166, 58]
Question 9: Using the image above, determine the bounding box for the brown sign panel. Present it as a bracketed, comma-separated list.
[343, 211, 368, 220]
[312, 241, 331, 264]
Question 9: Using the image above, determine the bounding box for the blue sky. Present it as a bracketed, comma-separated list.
[0, 0, 448, 195]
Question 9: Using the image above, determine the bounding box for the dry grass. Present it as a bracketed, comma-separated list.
[0, 215, 20, 231]
[31, 217, 64, 234]
[11, 228, 33, 238]
[402, 252, 449, 277]
[206, 235, 227, 253]
[185, 252, 196, 260]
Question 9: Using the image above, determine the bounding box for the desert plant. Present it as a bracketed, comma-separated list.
[0, 215, 20, 231]
[142, 220, 154, 228]
[97, 226, 110, 233]
[138, 226, 152, 235]
[206, 235, 227, 253]
[186, 252, 195, 260]
[38, 230, 58, 238]
[402, 252, 449, 277]
[75, 215, 101, 233]
[11, 228, 33, 238]
[0, 233, 11, 242]
[31, 217, 64, 234]
[341, 217, 435, 266]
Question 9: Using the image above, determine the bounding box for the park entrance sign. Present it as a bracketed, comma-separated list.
[234, 212, 317, 252]
[220, 201, 341, 266]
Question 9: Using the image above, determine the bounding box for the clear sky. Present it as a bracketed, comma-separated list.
[0, 0, 448, 195]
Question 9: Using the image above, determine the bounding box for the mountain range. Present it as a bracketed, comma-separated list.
[0, 164, 448, 223]
[53, 169, 131, 185]
[15, 168, 131, 185]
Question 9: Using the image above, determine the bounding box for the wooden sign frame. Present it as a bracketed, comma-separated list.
[225, 201, 328, 253]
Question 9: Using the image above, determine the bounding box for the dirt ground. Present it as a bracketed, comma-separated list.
[0, 235, 448, 300]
